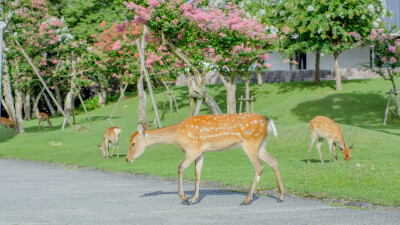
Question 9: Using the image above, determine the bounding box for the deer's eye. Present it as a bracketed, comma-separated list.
[131, 143, 135, 147]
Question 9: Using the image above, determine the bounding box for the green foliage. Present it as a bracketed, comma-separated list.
[53, 0, 133, 41]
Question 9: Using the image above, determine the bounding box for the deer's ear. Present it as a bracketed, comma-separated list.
[349, 143, 354, 150]
[137, 124, 145, 136]
[339, 146, 344, 151]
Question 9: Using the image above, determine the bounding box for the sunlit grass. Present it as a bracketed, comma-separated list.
[1, 78, 400, 206]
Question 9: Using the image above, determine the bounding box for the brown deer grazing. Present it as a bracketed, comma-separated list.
[38, 112, 52, 130]
[98, 126, 121, 158]
[308, 116, 354, 163]
[126, 113, 285, 205]
[1, 117, 16, 135]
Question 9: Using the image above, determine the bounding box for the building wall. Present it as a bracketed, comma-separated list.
[268, 46, 371, 71]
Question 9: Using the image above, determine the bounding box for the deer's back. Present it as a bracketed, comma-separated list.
[176, 113, 269, 145]
[309, 116, 342, 140]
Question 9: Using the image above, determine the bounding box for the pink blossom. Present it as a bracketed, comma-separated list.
[219, 33, 227, 37]
[112, 40, 122, 50]
[378, 28, 384, 33]
[116, 75, 121, 79]
[71, 42, 78, 48]
[265, 63, 272, 69]
[50, 86, 55, 90]
[101, 20, 106, 29]
[91, 82, 96, 87]
[225, 58, 230, 62]
[262, 53, 269, 61]
[283, 58, 290, 64]
[52, 59, 58, 64]
[177, 34, 183, 40]
[370, 29, 377, 38]
[390, 57, 397, 64]
[381, 57, 387, 63]
[389, 45, 397, 53]
[369, 45, 374, 49]
[222, 65, 228, 69]
[147, 0, 160, 7]
[129, 74, 133, 78]
[118, 50, 124, 55]
[257, 63, 262, 68]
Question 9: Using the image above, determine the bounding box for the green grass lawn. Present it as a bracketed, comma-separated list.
[1, 78, 400, 207]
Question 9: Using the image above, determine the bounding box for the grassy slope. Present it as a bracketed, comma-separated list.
[1, 78, 400, 206]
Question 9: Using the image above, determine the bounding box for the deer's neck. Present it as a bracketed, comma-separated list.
[144, 125, 178, 147]
[336, 129, 347, 148]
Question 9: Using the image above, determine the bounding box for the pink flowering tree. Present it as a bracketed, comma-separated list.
[93, 20, 142, 107]
[123, 0, 275, 114]
[123, 0, 224, 114]
[367, 28, 400, 118]
[1, 0, 68, 132]
[183, 2, 276, 113]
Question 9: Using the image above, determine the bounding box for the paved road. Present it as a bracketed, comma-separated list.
[0, 159, 399, 225]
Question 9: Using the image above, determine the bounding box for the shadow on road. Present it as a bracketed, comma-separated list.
[140, 189, 263, 205]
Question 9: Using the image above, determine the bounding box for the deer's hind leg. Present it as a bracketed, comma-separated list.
[259, 139, 285, 202]
[242, 141, 264, 205]
[316, 137, 324, 163]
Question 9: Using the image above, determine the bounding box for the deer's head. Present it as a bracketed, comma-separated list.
[339, 143, 354, 161]
[126, 124, 147, 163]
[97, 144, 106, 157]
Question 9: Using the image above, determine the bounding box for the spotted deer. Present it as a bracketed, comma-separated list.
[98, 126, 121, 158]
[38, 112, 52, 130]
[308, 116, 354, 163]
[126, 113, 285, 205]
[1, 117, 16, 135]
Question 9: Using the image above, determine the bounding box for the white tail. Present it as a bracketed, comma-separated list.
[98, 126, 121, 158]
[38, 112, 52, 130]
[126, 113, 284, 204]
[308, 116, 354, 163]
[267, 119, 278, 138]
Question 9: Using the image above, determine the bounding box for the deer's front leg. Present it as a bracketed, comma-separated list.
[178, 152, 201, 203]
[191, 154, 204, 204]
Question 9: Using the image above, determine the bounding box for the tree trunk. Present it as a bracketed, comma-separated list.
[257, 72, 263, 86]
[53, 81, 63, 114]
[119, 79, 125, 100]
[2, 62, 24, 133]
[161, 33, 222, 115]
[245, 79, 250, 113]
[98, 89, 107, 107]
[24, 88, 31, 120]
[219, 73, 237, 114]
[14, 86, 24, 124]
[315, 50, 321, 84]
[137, 72, 148, 124]
[391, 79, 399, 118]
[334, 52, 342, 91]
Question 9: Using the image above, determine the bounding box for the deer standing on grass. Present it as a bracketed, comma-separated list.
[126, 113, 285, 205]
[98, 126, 121, 158]
[38, 112, 52, 130]
[308, 116, 354, 163]
[1, 117, 16, 135]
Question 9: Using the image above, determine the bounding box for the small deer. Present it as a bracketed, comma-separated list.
[1, 117, 16, 135]
[38, 112, 52, 130]
[126, 113, 285, 205]
[98, 126, 121, 158]
[308, 116, 354, 163]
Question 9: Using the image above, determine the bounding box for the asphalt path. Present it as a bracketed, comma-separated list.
[0, 159, 399, 225]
